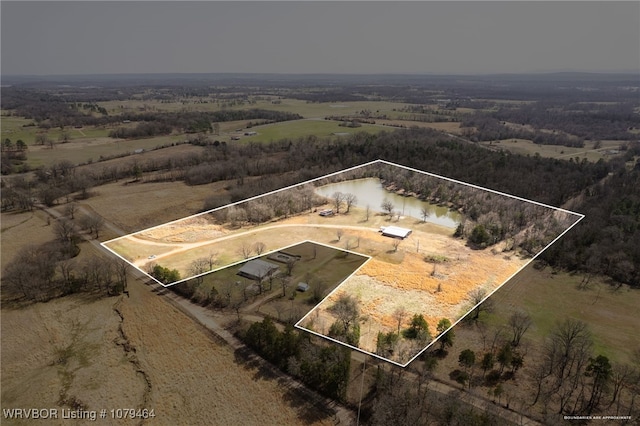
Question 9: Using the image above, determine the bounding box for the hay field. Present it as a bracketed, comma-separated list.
[0, 279, 335, 426]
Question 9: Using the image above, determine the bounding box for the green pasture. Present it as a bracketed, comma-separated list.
[236, 119, 386, 143]
[485, 265, 640, 364]
[26, 134, 184, 168]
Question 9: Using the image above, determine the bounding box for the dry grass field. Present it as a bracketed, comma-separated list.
[79, 178, 231, 234]
[298, 228, 527, 364]
[1, 210, 55, 271]
[0, 277, 336, 426]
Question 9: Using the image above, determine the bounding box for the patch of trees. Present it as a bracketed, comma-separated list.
[240, 318, 351, 401]
[461, 114, 585, 147]
[365, 365, 502, 425]
[3, 219, 128, 302]
[327, 294, 361, 346]
[542, 159, 640, 287]
[489, 101, 640, 141]
[147, 264, 181, 285]
[1, 138, 29, 174]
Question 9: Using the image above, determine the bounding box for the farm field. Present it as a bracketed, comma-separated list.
[480, 139, 627, 162]
[25, 134, 185, 169]
[79, 178, 232, 234]
[0, 275, 336, 426]
[235, 119, 385, 142]
[98, 98, 412, 119]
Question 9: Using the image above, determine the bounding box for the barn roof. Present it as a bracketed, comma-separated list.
[381, 226, 412, 239]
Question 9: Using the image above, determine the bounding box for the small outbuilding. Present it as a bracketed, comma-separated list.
[296, 282, 310, 292]
[380, 226, 412, 239]
[237, 259, 280, 281]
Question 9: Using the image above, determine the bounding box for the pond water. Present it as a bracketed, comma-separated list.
[315, 178, 461, 228]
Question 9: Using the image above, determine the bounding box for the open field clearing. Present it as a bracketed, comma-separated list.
[1, 211, 55, 271]
[26, 134, 185, 168]
[73, 143, 205, 176]
[480, 139, 627, 162]
[487, 265, 640, 365]
[0, 279, 336, 425]
[237, 119, 385, 142]
[0, 294, 147, 426]
[1, 115, 111, 146]
[104, 201, 457, 280]
[80, 179, 231, 234]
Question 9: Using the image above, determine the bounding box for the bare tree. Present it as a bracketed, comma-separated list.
[206, 252, 218, 270]
[509, 310, 533, 347]
[344, 193, 357, 213]
[468, 288, 494, 320]
[393, 306, 407, 334]
[239, 242, 253, 259]
[392, 238, 401, 252]
[64, 202, 77, 220]
[80, 214, 104, 239]
[253, 241, 266, 255]
[328, 294, 360, 331]
[280, 275, 291, 297]
[113, 258, 130, 292]
[420, 206, 430, 223]
[54, 218, 77, 245]
[364, 204, 371, 222]
[286, 258, 297, 276]
[189, 257, 210, 285]
[336, 229, 344, 242]
[332, 191, 345, 214]
[381, 199, 394, 219]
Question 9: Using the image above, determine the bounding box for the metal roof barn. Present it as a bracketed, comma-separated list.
[380, 226, 412, 239]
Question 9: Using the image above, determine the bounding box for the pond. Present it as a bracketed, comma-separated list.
[315, 178, 461, 228]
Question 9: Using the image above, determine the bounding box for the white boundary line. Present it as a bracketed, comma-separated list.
[100, 159, 584, 366]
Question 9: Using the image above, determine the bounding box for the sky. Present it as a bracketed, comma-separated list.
[1, 1, 638, 76]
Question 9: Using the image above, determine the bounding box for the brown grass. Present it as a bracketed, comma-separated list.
[1, 277, 335, 426]
[1, 211, 55, 272]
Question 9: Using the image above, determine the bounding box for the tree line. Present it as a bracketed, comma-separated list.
[2, 127, 638, 285]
